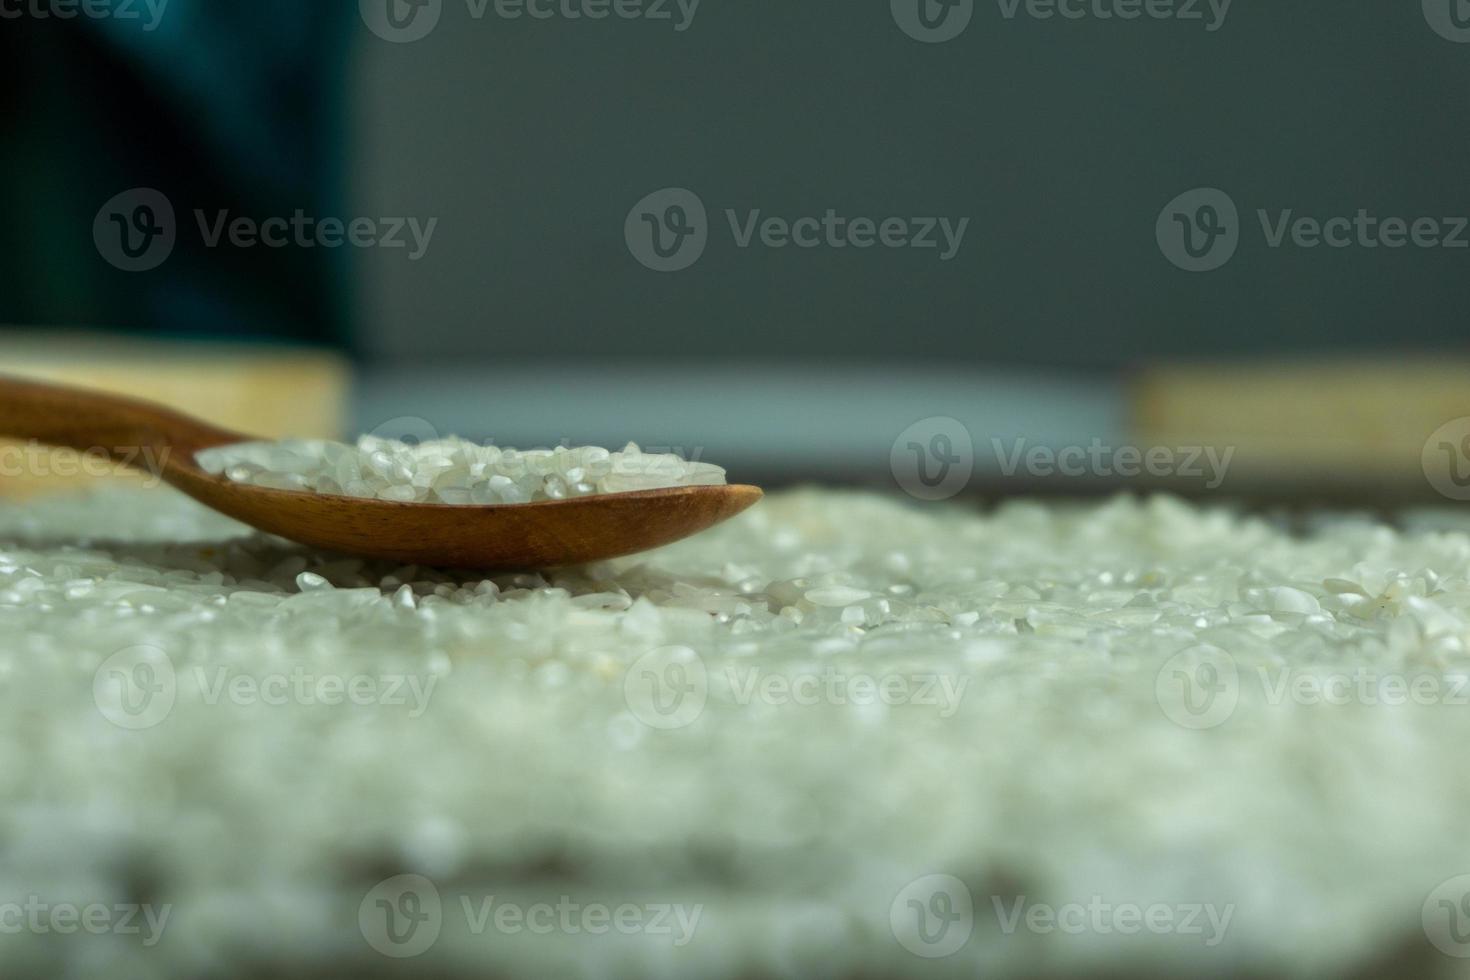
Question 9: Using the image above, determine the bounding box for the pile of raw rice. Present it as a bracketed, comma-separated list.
[196, 437, 726, 504]
[3, 486, 1470, 978]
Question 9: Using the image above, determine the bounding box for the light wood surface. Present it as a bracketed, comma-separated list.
[0, 333, 347, 497]
[1133, 358, 1470, 496]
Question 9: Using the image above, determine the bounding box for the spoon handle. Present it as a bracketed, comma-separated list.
[0, 375, 238, 461]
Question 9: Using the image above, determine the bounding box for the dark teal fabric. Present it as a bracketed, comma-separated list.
[1, 5, 352, 348]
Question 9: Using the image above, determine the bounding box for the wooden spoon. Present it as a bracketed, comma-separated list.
[0, 376, 763, 568]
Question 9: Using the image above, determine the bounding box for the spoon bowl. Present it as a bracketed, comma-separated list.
[0, 376, 762, 568]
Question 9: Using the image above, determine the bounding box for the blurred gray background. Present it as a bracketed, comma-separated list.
[349, 1, 1470, 365]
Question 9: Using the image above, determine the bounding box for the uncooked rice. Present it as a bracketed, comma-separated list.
[196, 437, 726, 504]
[4, 487, 1470, 977]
